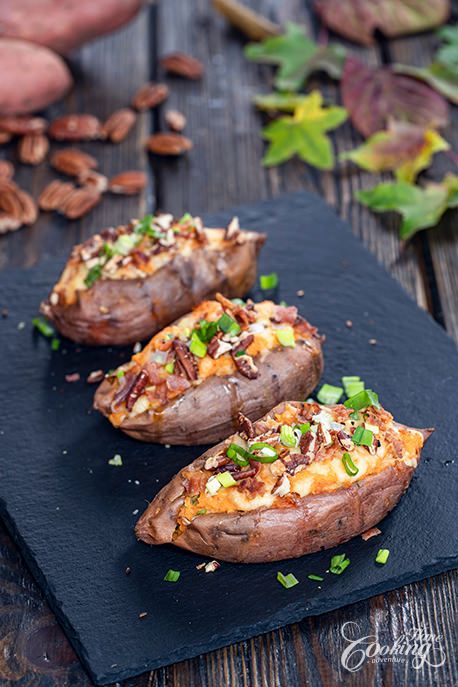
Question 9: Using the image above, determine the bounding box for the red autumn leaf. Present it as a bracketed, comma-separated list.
[314, 0, 449, 46]
[341, 57, 449, 138]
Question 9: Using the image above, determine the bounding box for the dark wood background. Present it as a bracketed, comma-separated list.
[0, 1, 457, 685]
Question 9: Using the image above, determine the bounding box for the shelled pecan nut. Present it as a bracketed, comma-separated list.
[164, 109, 187, 132]
[145, 133, 193, 156]
[38, 180, 76, 211]
[50, 148, 98, 177]
[0, 115, 47, 135]
[160, 52, 204, 79]
[48, 115, 102, 141]
[101, 108, 137, 143]
[60, 187, 101, 219]
[131, 82, 169, 111]
[18, 133, 49, 165]
[108, 171, 147, 195]
[0, 181, 37, 226]
[78, 169, 109, 193]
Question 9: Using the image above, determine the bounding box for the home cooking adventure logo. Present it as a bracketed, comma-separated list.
[340, 621, 447, 672]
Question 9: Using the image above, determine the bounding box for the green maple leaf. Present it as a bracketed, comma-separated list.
[245, 22, 346, 92]
[261, 90, 347, 169]
[357, 174, 458, 240]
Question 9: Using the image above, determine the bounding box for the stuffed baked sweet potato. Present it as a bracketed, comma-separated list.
[41, 213, 265, 346]
[94, 294, 323, 444]
[135, 396, 432, 562]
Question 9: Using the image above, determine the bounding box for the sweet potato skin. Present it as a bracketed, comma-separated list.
[0, 0, 144, 54]
[0, 39, 72, 115]
[135, 403, 431, 563]
[42, 231, 266, 346]
[94, 337, 324, 445]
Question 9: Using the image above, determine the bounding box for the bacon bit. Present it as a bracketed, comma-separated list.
[284, 453, 313, 475]
[237, 412, 255, 439]
[272, 305, 298, 325]
[233, 353, 258, 379]
[173, 339, 198, 381]
[131, 249, 149, 266]
[361, 527, 382, 541]
[143, 362, 164, 386]
[232, 466, 258, 481]
[87, 369, 104, 384]
[225, 216, 240, 240]
[166, 374, 191, 395]
[295, 318, 320, 340]
[238, 477, 265, 495]
[125, 369, 150, 411]
[65, 372, 80, 383]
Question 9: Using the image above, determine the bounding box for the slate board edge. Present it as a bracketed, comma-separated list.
[1, 487, 456, 686]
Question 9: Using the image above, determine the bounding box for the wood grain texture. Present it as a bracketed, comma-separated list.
[0, 1, 457, 686]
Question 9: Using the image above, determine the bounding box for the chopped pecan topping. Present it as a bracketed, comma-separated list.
[225, 216, 240, 240]
[173, 339, 198, 381]
[337, 429, 353, 451]
[207, 335, 231, 359]
[232, 333, 254, 356]
[232, 353, 258, 379]
[285, 453, 313, 475]
[237, 412, 255, 439]
[125, 369, 150, 411]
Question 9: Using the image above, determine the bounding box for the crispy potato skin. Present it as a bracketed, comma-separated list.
[135, 403, 431, 563]
[94, 336, 324, 445]
[42, 231, 265, 346]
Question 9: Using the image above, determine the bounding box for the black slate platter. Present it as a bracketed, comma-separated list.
[0, 192, 457, 685]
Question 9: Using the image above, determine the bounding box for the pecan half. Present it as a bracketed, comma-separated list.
[160, 52, 204, 80]
[0, 116, 47, 135]
[108, 171, 147, 195]
[232, 334, 254, 356]
[237, 412, 255, 439]
[164, 109, 187, 132]
[0, 160, 14, 180]
[18, 133, 49, 165]
[48, 115, 102, 142]
[125, 370, 150, 411]
[131, 82, 169, 111]
[207, 336, 232, 359]
[59, 187, 101, 219]
[101, 108, 137, 143]
[173, 339, 198, 381]
[232, 353, 258, 379]
[38, 180, 75, 211]
[77, 169, 108, 193]
[0, 182, 37, 226]
[50, 148, 98, 177]
[145, 133, 193, 156]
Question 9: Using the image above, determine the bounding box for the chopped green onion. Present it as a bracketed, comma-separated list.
[216, 471, 237, 488]
[195, 319, 218, 343]
[279, 300, 288, 307]
[84, 264, 103, 288]
[163, 569, 180, 582]
[260, 272, 278, 290]
[352, 426, 374, 447]
[345, 381, 365, 397]
[275, 326, 295, 348]
[350, 410, 360, 421]
[112, 233, 139, 256]
[135, 214, 161, 238]
[196, 508, 207, 516]
[280, 424, 297, 447]
[231, 298, 245, 306]
[249, 442, 278, 463]
[344, 389, 380, 411]
[329, 553, 350, 575]
[189, 331, 207, 358]
[108, 454, 123, 466]
[178, 212, 193, 224]
[375, 548, 390, 565]
[51, 337, 60, 351]
[32, 316, 55, 338]
[277, 571, 299, 589]
[165, 362, 175, 374]
[234, 350, 246, 358]
[307, 574, 324, 582]
[226, 443, 251, 467]
[342, 452, 359, 476]
[217, 312, 240, 336]
[102, 242, 114, 258]
[295, 422, 310, 434]
[317, 383, 343, 405]
[116, 369, 125, 380]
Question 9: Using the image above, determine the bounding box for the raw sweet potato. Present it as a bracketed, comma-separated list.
[0, 0, 145, 54]
[0, 39, 72, 115]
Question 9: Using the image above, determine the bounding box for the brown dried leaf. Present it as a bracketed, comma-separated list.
[77, 169, 108, 193]
[60, 187, 101, 219]
[50, 148, 98, 177]
[48, 115, 102, 142]
[0, 116, 47, 135]
[38, 180, 76, 211]
[131, 82, 169, 111]
[18, 133, 49, 165]
[314, 0, 449, 46]
[0, 160, 14, 180]
[160, 52, 204, 80]
[100, 108, 137, 143]
[108, 171, 147, 195]
[341, 57, 449, 137]
[165, 109, 187, 132]
[146, 133, 193, 156]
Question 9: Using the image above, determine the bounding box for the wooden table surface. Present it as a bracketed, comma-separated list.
[0, 1, 457, 686]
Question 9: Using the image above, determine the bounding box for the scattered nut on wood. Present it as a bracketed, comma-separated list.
[0, 180, 37, 231]
[0, 160, 14, 180]
[65, 372, 80, 383]
[146, 133, 193, 156]
[101, 108, 137, 143]
[50, 148, 98, 177]
[59, 187, 102, 219]
[131, 82, 169, 111]
[39, 180, 75, 212]
[160, 52, 204, 80]
[0, 115, 47, 135]
[48, 114, 102, 142]
[78, 169, 109, 194]
[165, 109, 187, 132]
[108, 170, 147, 195]
[361, 527, 382, 541]
[18, 133, 49, 166]
[87, 369, 105, 384]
